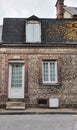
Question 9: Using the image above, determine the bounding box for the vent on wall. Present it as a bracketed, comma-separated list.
[37, 99, 48, 107]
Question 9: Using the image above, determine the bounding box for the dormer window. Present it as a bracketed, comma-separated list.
[26, 20, 41, 43]
[0, 25, 2, 42]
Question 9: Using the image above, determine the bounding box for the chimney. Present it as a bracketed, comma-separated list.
[55, 0, 64, 18]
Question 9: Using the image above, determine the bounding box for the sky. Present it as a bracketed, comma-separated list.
[0, 0, 77, 24]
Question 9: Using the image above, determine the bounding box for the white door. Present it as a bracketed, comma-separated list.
[8, 64, 24, 98]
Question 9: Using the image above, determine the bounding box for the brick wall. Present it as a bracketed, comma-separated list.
[0, 46, 77, 108]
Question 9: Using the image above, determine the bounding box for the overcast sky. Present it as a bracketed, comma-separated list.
[0, 0, 77, 24]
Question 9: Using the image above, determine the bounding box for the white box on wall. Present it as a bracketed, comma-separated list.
[49, 98, 59, 108]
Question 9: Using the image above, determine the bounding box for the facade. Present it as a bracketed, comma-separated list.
[56, 0, 77, 18]
[0, 15, 77, 108]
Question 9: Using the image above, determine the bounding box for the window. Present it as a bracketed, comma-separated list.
[10, 64, 23, 88]
[37, 99, 48, 107]
[42, 61, 57, 84]
[0, 25, 2, 42]
[26, 21, 41, 42]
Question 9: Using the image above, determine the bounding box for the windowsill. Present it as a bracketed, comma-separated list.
[42, 83, 61, 86]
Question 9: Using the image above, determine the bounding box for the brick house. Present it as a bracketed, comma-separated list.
[56, 0, 77, 18]
[0, 1, 77, 109]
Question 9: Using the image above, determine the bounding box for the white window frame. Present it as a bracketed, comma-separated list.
[26, 20, 41, 43]
[42, 61, 58, 84]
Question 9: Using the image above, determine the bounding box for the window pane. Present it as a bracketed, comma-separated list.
[11, 64, 22, 88]
[50, 62, 56, 82]
[43, 62, 48, 81]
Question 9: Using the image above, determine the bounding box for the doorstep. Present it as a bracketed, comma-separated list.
[6, 101, 25, 110]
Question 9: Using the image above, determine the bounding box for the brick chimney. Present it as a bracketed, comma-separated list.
[55, 0, 64, 18]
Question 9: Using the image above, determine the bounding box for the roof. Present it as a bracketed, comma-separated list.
[2, 16, 77, 44]
[64, 7, 77, 16]
[27, 15, 40, 21]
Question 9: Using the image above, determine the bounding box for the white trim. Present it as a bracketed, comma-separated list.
[9, 60, 25, 63]
[8, 64, 11, 98]
[22, 65, 25, 97]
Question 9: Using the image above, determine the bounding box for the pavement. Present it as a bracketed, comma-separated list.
[0, 108, 77, 115]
